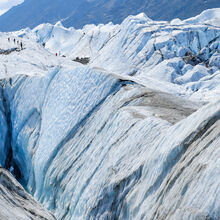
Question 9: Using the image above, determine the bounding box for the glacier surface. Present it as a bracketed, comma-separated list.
[0, 8, 219, 220]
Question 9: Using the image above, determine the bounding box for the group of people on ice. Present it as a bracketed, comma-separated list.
[8, 37, 23, 50]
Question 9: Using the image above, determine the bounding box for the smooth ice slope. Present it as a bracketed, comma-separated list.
[0, 8, 219, 220]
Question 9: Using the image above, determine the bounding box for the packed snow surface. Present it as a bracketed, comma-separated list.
[0, 8, 219, 220]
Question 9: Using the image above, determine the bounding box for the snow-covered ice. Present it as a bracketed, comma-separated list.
[32, 9, 220, 102]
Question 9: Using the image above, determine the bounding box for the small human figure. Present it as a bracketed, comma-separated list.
[8, 37, 10, 42]
[14, 39, 16, 44]
[20, 42, 23, 50]
[17, 41, 19, 45]
[56, 53, 58, 56]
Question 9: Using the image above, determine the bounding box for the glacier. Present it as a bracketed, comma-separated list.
[0, 167, 55, 219]
[0, 8, 219, 220]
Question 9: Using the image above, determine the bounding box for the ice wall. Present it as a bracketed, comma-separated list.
[2, 66, 220, 219]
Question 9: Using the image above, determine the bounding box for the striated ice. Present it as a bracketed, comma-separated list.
[0, 168, 55, 219]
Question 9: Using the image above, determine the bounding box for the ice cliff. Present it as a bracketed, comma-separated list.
[0, 8, 219, 220]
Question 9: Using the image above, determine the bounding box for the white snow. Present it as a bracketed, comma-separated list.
[185, 8, 220, 26]
[0, 31, 79, 79]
